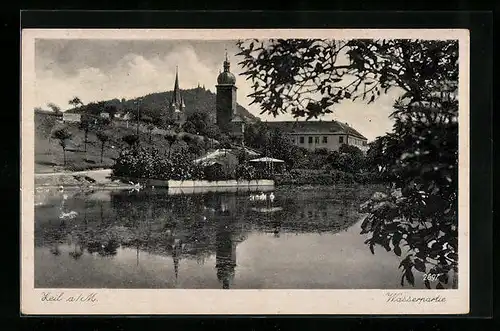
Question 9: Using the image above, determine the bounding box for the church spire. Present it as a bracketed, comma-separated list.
[171, 66, 182, 111]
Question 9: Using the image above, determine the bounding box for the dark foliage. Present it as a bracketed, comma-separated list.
[236, 38, 459, 288]
[122, 134, 139, 147]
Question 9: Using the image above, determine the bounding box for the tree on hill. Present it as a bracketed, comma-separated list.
[68, 96, 84, 108]
[85, 102, 104, 116]
[52, 128, 72, 166]
[79, 114, 95, 153]
[104, 105, 118, 119]
[236, 38, 459, 288]
[96, 130, 110, 163]
[47, 103, 62, 115]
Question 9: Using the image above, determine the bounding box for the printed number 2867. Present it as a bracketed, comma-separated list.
[423, 273, 441, 282]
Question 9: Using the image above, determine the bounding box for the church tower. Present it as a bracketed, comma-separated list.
[216, 52, 238, 134]
[169, 66, 185, 126]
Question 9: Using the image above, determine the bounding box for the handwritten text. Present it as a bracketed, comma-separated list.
[41, 292, 98, 303]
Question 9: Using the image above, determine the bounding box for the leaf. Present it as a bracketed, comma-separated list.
[394, 245, 402, 257]
[400, 274, 405, 286]
[392, 232, 402, 246]
[424, 279, 431, 289]
[438, 273, 449, 284]
[414, 259, 426, 273]
[369, 243, 375, 254]
[405, 269, 415, 286]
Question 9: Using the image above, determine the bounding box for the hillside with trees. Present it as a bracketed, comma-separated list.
[34, 85, 259, 173]
[64, 86, 258, 124]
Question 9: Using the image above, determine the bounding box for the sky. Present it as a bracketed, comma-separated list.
[34, 39, 401, 141]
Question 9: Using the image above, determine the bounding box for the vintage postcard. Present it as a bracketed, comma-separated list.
[21, 28, 469, 315]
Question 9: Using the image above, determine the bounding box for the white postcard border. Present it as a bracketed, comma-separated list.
[21, 28, 470, 315]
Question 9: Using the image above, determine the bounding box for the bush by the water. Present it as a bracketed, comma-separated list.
[112, 146, 204, 181]
[112, 146, 261, 181]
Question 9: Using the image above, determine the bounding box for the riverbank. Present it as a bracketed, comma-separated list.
[35, 169, 116, 188]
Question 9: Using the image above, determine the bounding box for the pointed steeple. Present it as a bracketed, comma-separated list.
[171, 66, 183, 112]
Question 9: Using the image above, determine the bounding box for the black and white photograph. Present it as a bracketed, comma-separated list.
[21, 29, 469, 314]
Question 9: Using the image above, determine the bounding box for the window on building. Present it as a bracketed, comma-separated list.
[322, 136, 328, 143]
[339, 136, 344, 144]
[308, 136, 313, 144]
[299, 136, 304, 144]
[314, 136, 319, 144]
[363, 141, 367, 146]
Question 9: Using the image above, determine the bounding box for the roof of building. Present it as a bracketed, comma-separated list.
[193, 149, 238, 165]
[249, 157, 285, 163]
[265, 120, 367, 140]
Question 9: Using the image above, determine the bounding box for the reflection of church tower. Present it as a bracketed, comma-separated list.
[170, 67, 185, 126]
[171, 239, 183, 287]
[215, 196, 237, 289]
[216, 52, 238, 135]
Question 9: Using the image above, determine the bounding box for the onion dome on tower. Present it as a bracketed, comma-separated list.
[217, 53, 236, 85]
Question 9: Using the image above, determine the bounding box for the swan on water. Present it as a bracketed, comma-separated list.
[59, 211, 78, 220]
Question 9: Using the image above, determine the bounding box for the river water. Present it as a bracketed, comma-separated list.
[34, 184, 427, 289]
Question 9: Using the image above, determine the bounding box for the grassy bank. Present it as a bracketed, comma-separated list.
[35, 112, 208, 173]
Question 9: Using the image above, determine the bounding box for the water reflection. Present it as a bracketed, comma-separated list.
[35, 185, 379, 289]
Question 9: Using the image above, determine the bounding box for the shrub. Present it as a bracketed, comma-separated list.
[122, 134, 139, 147]
[235, 163, 257, 180]
[112, 147, 206, 181]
